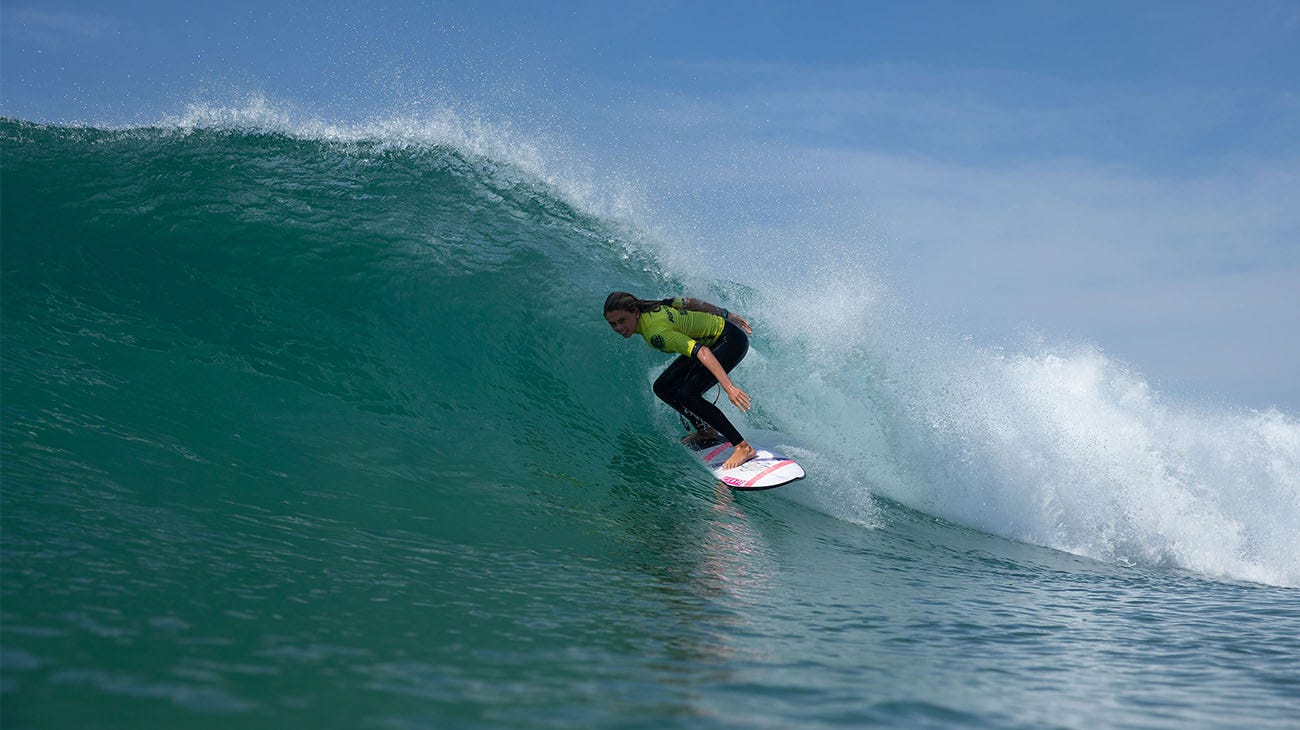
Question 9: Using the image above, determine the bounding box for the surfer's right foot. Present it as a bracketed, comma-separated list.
[722, 441, 757, 470]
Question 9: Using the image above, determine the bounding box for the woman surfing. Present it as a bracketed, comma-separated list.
[603, 292, 757, 470]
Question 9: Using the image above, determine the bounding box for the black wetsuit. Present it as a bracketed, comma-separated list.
[651, 320, 749, 445]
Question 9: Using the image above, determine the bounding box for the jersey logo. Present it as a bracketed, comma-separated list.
[666, 309, 675, 323]
[650, 335, 665, 350]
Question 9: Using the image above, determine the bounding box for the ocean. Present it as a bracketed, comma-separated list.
[2, 115, 1297, 729]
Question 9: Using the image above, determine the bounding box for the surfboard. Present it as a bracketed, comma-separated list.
[684, 436, 805, 490]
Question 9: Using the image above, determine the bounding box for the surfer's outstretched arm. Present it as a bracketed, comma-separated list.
[696, 346, 750, 412]
[695, 346, 757, 468]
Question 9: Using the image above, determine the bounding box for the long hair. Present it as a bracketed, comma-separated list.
[603, 291, 673, 315]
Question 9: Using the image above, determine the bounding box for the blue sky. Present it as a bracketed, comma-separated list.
[4, 1, 1299, 410]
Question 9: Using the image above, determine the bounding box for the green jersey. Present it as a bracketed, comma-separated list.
[636, 298, 725, 359]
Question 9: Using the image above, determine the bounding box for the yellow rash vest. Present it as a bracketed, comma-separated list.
[635, 299, 725, 359]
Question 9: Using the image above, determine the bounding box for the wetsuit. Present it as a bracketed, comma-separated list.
[636, 299, 749, 445]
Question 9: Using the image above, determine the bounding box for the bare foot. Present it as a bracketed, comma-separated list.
[722, 441, 757, 470]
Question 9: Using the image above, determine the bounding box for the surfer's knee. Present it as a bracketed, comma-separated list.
[653, 376, 693, 405]
[652, 375, 675, 403]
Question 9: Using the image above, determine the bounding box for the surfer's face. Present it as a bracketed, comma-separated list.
[605, 309, 638, 338]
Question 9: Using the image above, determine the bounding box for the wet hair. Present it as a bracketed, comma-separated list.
[604, 291, 673, 315]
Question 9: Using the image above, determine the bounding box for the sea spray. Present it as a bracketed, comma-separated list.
[746, 269, 1300, 585]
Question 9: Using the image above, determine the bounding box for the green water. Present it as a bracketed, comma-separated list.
[3, 118, 1298, 729]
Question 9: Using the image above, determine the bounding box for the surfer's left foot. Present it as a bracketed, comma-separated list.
[722, 441, 757, 470]
[681, 428, 723, 447]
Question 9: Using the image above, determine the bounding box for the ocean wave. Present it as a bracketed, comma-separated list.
[3, 114, 1296, 587]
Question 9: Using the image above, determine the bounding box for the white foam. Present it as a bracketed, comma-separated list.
[750, 274, 1300, 586]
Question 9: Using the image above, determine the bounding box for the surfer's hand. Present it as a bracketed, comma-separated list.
[728, 313, 753, 335]
[726, 385, 751, 412]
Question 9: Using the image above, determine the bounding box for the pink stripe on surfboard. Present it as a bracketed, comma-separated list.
[743, 459, 796, 488]
[704, 443, 733, 462]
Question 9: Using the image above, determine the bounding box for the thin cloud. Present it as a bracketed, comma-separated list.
[7, 8, 120, 47]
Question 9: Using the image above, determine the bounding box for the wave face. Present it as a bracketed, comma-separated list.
[1, 116, 683, 521]
[2, 114, 1298, 595]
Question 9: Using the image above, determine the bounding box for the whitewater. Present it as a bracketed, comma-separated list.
[2, 108, 1297, 729]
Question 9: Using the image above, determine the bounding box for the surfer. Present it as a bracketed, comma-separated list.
[603, 292, 757, 469]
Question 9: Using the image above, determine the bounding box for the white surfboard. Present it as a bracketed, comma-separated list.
[685, 437, 805, 490]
